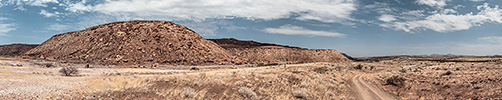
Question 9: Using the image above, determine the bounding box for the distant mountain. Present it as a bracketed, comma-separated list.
[0, 44, 38, 56]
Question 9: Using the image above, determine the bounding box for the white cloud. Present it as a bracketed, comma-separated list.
[378, 14, 397, 22]
[65, 0, 91, 13]
[478, 36, 502, 43]
[363, 2, 396, 14]
[453, 5, 465, 9]
[381, 3, 502, 33]
[65, 0, 356, 23]
[263, 24, 346, 37]
[14, 6, 26, 10]
[5, 0, 59, 7]
[0, 20, 16, 36]
[0, 0, 4, 8]
[416, 0, 451, 8]
[439, 9, 457, 14]
[39, 9, 60, 17]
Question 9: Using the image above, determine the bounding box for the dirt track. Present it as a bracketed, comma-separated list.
[351, 75, 399, 100]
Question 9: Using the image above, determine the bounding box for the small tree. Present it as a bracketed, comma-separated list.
[59, 67, 79, 76]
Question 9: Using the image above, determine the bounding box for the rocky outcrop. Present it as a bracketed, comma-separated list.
[209, 38, 350, 63]
[25, 21, 242, 65]
[0, 44, 38, 56]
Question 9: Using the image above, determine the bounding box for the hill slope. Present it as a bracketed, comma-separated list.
[25, 21, 242, 65]
[0, 44, 38, 56]
[209, 38, 350, 63]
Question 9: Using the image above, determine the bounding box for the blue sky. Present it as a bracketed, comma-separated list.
[0, 0, 501, 57]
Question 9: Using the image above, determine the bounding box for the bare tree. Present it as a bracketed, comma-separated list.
[59, 67, 79, 76]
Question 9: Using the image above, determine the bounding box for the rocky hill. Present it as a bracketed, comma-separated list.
[0, 44, 38, 56]
[209, 38, 350, 63]
[25, 21, 242, 65]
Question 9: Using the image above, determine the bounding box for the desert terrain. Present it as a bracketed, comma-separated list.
[0, 57, 360, 99]
[1, 21, 501, 99]
[2, 55, 501, 99]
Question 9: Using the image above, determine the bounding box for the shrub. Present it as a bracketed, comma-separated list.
[292, 89, 308, 99]
[43, 63, 55, 68]
[238, 87, 257, 98]
[183, 87, 196, 98]
[59, 67, 79, 76]
[257, 63, 279, 67]
[265, 63, 279, 66]
[257, 63, 265, 67]
[442, 71, 452, 76]
[353, 64, 363, 70]
[313, 67, 330, 74]
[190, 67, 200, 71]
[385, 76, 406, 87]
[399, 69, 407, 73]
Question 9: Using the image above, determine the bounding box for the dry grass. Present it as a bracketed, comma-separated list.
[238, 87, 257, 98]
[362, 58, 502, 100]
[0, 57, 360, 99]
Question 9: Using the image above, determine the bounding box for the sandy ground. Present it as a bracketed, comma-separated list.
[5, 56, 499, 99]
[350, 75, 399, 100]
[0, 57, 368, 99]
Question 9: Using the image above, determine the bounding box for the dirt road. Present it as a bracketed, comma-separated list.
[350, 75, 400, 100]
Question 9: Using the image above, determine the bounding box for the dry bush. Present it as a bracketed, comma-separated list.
[257, 63, 265, 67]
[59, 67, 79, 76]
[238, 87, 257, 98]
[292, 89, 308, 99]
[190, 67, 200, 71]
[183, 87, 196, 98]
[442, 71, 452, 76]
[43, 63, 55, 68]
[353, 64, 363, 70]
[313, 67, 330, 74]
[385, 76, 406, 87]
[265, 63, 279, 66]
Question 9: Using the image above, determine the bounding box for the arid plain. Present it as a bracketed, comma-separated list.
[0, 21, 501, 99]
[1, 55, 501, 99]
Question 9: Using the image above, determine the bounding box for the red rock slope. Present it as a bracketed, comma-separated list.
[25, 21, 242, 65]
[208, 38, 351, 63]
[0, 44, 38, 56]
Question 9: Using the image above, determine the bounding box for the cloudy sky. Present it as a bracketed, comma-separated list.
[0, 0, 501, 57]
